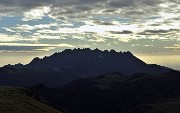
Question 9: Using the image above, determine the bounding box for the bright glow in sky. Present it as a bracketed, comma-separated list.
[0, 0, 179, 70]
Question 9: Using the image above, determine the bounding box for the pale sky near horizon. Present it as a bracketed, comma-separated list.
[0, 0, 179, 70]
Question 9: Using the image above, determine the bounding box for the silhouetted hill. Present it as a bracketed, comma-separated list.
[0, 87, 62, 113]
[0, 48, 172, 87]
[28, 48, 170, 76]
[32, 70, 180, 113]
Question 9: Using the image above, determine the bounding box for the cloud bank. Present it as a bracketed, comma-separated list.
[0, 0, 179, 54]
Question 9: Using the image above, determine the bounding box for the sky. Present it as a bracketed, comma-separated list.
[0, 0, 179, 70]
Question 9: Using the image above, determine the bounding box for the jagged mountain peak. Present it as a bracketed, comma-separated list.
[0, 48, 172, 87]
[32, 48, 134, 61]
[29, 48, 141, 65]
[27, 48, 170, 76]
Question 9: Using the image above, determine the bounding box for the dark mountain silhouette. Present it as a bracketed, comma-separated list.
[0, 48, 172, 87]
[28, 48, 170, 76]
[32, 70, 180, 113]
[0, 48, 179, 113]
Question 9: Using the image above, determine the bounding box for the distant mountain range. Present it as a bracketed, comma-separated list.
[0, 48, 173, 87]
[0, 48, 180, 113]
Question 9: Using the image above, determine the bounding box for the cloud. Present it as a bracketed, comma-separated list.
[164, 44, 180, 54]
[78, 24, 138, 33]
[0, 34, 37, 42]
[2, 27, 16, 33]
[108, 0, 135, 8]
[0, 0, 179, 55]
[22, 7, 50, 21]
[0, 0, 52, 18]
[37, 28, 79, 34]
[3, 23, 58, 33]
[0, 43, 75, 52]
[0, 0, 179, 26]
[0, 0, 165, 19]
[14, 24, 36, 32]
[109, 30, 133, 34]
[138, 29, 180, 35]
[88, 37, 106, 43]
[165, 44, 180, 49]
[91, 20, 116, 25]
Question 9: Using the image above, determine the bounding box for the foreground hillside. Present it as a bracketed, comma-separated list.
[33, 70, 180, 113]
[0, 87, 62, 113]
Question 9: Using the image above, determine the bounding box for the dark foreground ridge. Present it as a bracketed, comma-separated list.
[0, 48, 172, 87]
[0, 87, 62, 113]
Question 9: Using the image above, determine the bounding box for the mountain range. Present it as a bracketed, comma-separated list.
[0, 48, 172, 87]
[0, 48, 180, 113]
[32, 70, 180, 113]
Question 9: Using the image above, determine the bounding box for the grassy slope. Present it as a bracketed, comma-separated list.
[0, 87, 62, 113]
[145, 99, 180, 113]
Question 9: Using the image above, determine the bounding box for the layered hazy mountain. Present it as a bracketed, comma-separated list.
[0, 48, 172, 87]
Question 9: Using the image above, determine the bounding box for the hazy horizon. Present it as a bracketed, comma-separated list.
[0, 49, 179, 71]
[0, 0, 179, 70]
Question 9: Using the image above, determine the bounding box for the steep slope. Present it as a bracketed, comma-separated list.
[145, 99, 180, 113]
[0, 87, 62, 113]
[32, 70, 180, 113]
